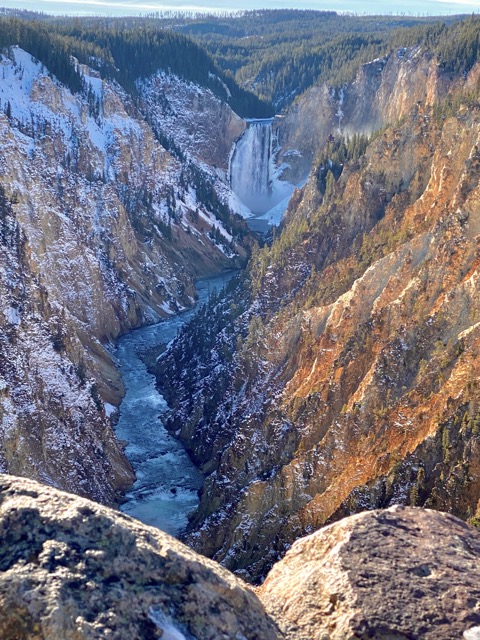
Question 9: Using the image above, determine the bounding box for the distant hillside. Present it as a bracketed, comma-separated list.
[1, 11, 470, 116]
[274, 15, 480, 182]
[0, 16, 273, 117]
[168, 10, 465, 109]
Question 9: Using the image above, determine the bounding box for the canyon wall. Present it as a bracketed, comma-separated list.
[139, 71, 246, 173]
[276, 47, 454, 183]
[0, 46, 249, 503]
[158, 59, 480, 581]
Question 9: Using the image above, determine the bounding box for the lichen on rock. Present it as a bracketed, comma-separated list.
[1, 479, 480, 640]
[0, 474, 282, 640]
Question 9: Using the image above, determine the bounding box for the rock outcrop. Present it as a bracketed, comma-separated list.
[139, 72, 246, 173]
[0, 474, 281, 640]
[1, 476, 480, 640]
[276, 47, 453, 182]
[259, 505, 480, 640]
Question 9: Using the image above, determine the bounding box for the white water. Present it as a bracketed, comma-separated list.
[231, 119, 273, 214]
[114, 273, 234, 536]
[230, 119, 296, 228]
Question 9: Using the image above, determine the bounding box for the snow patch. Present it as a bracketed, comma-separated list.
[149, 609, 195, 640]
[4, 307, 21, 326]
[104, 403, 116, 418]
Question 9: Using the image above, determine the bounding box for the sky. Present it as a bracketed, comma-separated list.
[3, 0, 480, 16]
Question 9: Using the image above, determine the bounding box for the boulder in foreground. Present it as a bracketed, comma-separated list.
[2, 476, 480, 639]
[259, 505, 480, 639]
[0, 474, 281, 640]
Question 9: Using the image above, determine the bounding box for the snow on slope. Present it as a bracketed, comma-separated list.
[0, 45, 248, 503]
[138, 71, 251, 220]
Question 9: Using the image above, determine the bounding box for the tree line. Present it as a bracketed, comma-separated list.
[0, 11, 477, 121]
[0, 16, 272, 117]
[168, 11, 477, 110]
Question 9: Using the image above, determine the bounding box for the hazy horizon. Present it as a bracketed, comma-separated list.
[2, 0, 480, 17]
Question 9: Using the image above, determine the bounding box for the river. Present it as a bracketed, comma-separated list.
[114, 272, 235, 536]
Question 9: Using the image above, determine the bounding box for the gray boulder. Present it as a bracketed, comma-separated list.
[259, 505, 480, 639]
[3, 475, 480, 640]
[0, 474, 282, 640]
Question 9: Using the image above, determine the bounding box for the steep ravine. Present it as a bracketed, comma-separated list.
[0, 44, 251, 504]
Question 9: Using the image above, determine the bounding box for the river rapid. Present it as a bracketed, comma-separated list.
[114, 273, 234, 536]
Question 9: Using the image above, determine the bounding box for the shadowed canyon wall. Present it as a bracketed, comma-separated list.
[0, 46, 250, 503]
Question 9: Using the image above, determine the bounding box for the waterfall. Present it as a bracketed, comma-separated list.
[230, 120, 273, 214]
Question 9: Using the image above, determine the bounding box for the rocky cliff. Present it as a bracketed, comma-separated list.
[0, 45, 250, 503]
[1, 475, 480, 640]
[139, 72, 246, 173]
[276, 46, 454, 183]
[157, 61, 480, 581]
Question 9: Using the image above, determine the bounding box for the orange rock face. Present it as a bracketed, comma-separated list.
[164, 70, 480, 582]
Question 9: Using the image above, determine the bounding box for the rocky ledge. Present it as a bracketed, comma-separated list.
[0, 474, 280, 640]
[1, 475, 480, 640]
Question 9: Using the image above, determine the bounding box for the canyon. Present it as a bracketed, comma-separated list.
[0, 12, 480, 637]
[0, 42, 250, 504]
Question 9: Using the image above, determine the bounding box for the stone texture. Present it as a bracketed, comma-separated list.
[259, 506, 480, 640]
[3, 480, 480, 640]
[0, 474, 282, 640]
[139, 73, 246, 172]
